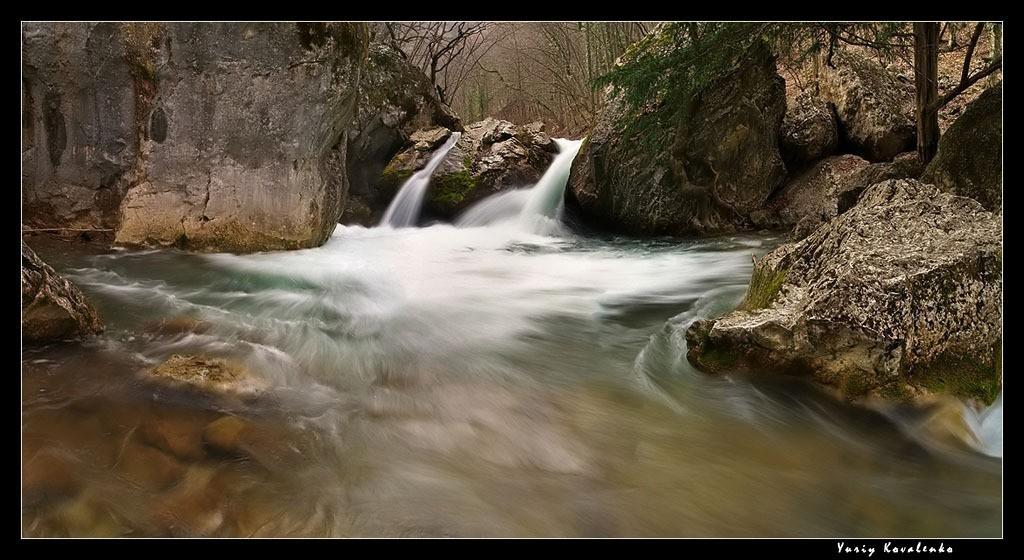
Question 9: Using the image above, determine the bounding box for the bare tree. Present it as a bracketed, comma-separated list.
[384, 22, 504, 104]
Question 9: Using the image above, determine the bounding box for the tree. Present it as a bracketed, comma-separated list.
[384, 22, 504, 105]
[914, 22, 941, 163]
[914, 22, 1002, 163]
[597, 22, 1001, 165]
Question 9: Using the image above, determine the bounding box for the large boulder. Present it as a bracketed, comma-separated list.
[752, 151, 924, 239]
[22, 240, 104, 342]
[686, 179, 1001, 405]
[22, 23, 143, 232]
[567, 40, 787, 235]
[779, 91, 839, 167]
[820, 50, 917, 162]
[921, 82, 1002, 212]
[378, 118, 557, 219]
[23, 22, 370, 252]
[750, 154, 871, 233]
[342, 35, 463, 225]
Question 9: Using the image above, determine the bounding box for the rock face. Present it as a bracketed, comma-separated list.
[567, 41, 787, 235]
[821, 50, 917, 162]
[22, 23, 143, 232]
[921, 82, 1002, 212]
[22, 240, 103, 342]
[779, 91, 839, 167]
[751, 151, 924, 239]
[23, 22, 370, 252]
[342, 37, 462, 225]
[751, 154, 870, 233]
[686, 180, 1002, 405]
[379, 118, 557, 219]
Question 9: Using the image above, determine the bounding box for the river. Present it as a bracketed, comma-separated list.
[22, 141, 1001, 537]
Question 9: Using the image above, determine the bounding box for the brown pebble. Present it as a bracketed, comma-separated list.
[203, 415, 251, 456]
[23, 448, 82, 506]
[116, 439, 187, 491]
[139, 408, 209, 462]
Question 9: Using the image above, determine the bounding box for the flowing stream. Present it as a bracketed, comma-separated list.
[380, 132, 462, 228]
[22, 140, 1001, 537]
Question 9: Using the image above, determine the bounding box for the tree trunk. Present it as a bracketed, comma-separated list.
[989, 23, 1003, 87]
[914, 22, 941, 165]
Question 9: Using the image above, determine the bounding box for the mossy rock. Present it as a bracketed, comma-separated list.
[921, 82, 1002, 212]
[426, 170, 478, 216]
[908, 343, 1002, 406]
[738, 263, 787, 311]
[376, 168, 414, 202]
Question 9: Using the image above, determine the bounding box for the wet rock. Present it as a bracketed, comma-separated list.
[379, 118, 556, 219]
[568, 38, 786, 235]
[138, 408, 209, 462]
[22, 240, 103, 342]
[49, 492, 130, 537]
[686, 179, 1002, 405]
[780, 91, 839, 167]
[921, 82, 1002, 212]
[820, 50, 917, 162]
[342, 35, 462, 226]
[23, 449, 82, 507]
[146, 354, 266, 397]
[115, 439, 188, 490]
[149, 466, 227, 536]
[203, 415, 303, 469]
[202, 415, 251, 455]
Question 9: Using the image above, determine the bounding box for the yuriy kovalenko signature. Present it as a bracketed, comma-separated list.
[837, 542, 955, 556]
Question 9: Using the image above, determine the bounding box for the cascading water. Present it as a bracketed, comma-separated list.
[22, 130, 1001, 536]
[455, 138, 583, 234]
[380, 132, 462, 228]
[966, 390, 1003, 457]
[518, 138, 583, 224]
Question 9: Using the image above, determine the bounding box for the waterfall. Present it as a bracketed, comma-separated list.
[966, 391, 1003, 457]
[380, 132, 462, 228]
[455, 138, 583, 234]
[518, 138, 583, 223]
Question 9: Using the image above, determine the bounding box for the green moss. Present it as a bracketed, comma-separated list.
[738, 265, 788, 311]
[692, 342, 740, 373]
[377, 168, 413, 197]
[876, 381, 914, 402]
[842, 371, 876, 399]
[909, 343, 1002, 405]
[428, 170, 477, 210]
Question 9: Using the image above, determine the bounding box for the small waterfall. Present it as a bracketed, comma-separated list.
[454, 138, 583, 234]
[380, 132, 462, 228]
[966, 391, 1003, 457]
[455, 189, 532, 228]
[519, 138, 583, 224]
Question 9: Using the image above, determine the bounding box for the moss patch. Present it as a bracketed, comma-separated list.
[376, 168, 414, 199]
[909, 343, 1002, 405]
[738, 265, 788, 311]
[428, 170, 477, 211]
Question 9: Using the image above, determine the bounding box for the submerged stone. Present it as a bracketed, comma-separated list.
[146, 354, 266, 397]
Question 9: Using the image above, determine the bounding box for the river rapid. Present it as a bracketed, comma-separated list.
[22, 141, 1001, 538]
